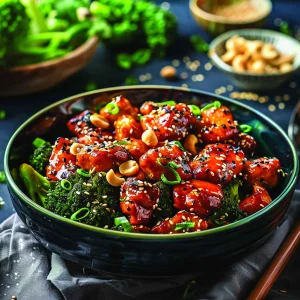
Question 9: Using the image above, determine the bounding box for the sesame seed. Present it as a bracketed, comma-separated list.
[169, 220, 174, 225]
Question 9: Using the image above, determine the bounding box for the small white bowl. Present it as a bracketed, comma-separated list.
[209, 29, 300, 91]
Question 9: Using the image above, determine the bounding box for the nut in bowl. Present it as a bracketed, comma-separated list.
[209, 29, 300, 91]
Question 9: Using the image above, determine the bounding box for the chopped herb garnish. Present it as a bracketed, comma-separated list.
[154, 100, 176, 106]
[239, 124, 252, 133]
[113, 141, 131, 145]
[169, 141, 185, 152]
[32, 137, 46, 149]
[175, 221, 195, 231]
[105, 102, 120, 115]
[85, 82, 97, 92]
[77, 168, 91, 177]
[200, 101, 221, 113]
[61, 179, 72, 191]
[190, 35, 209, 53]
[279, 21, 292, 36]
[114, 216, 132, 232]
[117, 53, 132, 69]
[188, 104, 201, 116]
[0, 171, 6, 183]
[157, 158, 181, 185]
[125, 75, 139, 85]
[0, 110, 6, 120]
[71, 207, 90, 221]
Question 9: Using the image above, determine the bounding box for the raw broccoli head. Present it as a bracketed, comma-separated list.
[19, 163, 51, 206]
[44, 171, 121, 228]
[151, 181, 174, 223]
[0, 0, 30, 61]
[28, 138, 53, 175]
[209, 179, 246, 226]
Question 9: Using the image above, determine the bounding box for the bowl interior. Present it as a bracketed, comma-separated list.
[5, 86, 298, 239]
[209, 29, 300, 75]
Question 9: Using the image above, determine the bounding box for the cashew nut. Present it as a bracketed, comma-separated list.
[232, 55, 247, 72]
[106, 169, 125, 187]
[119, 160, 139, 177]
[90, 113, 110, 129]
[269, 54, 294, 67]
[248, 60, 265, 74]
[70, 143, 84, 155]
[280, 63, 293, 73]
[225, 35, 239, 51]
[221, 50, 237, 64]
[261, 44, 279, 60]
[184, 134, 198, 156]
[142, 129, 158, 147]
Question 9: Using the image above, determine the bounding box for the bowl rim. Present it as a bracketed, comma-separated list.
[4, 85, 299, 240]
[209, 29, 300, 77]
[1, 36, 99, 72]
[189, 0, 272, 25]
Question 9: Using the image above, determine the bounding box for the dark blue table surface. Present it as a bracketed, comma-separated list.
[0, 0, 299, 297]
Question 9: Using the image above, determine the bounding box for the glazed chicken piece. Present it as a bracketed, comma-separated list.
[152, 211, 209, 234]
[120, 178, 160, 225]
[77, 131, 114, 145]
[239, 185, 272, 215]
[140, 101, 157, 115]
[196, 105, 239, 144]
[173, 180, 224, 217]
[100, 96, 138, 123]
[114, 115, 142, 140]
[244, 157, 281, 189]
[139, 143, 192, 181]
[141, 103, 196, 141]
[225, 132, 257, 157]
[120, 138, 149, 160]
[46, 137, 76, 181]
[67, 110, 95, 137]
[190, 143, 245, 185]
[76, 144, 130, 173]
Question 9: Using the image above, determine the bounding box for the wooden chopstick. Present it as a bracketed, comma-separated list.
[248, 220, 300, 300]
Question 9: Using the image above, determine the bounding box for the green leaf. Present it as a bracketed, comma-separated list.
[131, 49, 152, 65]
[189, 35, 209, 53]
[117, 53, 132, 69]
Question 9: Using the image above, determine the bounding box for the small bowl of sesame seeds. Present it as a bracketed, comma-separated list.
[209, 29, 300, 91]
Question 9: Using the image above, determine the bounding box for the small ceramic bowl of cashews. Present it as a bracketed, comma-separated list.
[209, 29, 300, 90]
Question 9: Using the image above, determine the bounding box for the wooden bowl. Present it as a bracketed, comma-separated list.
[0, 36, 99, 97]
[189, 0, 272, 35]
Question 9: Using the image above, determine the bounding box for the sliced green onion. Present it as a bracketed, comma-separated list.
[105, 102, 120, 114]
[71, 207, 90, 221]
[200, 101, 221, 113]
[0, 171, 6, 183]
[0, 110, 6, 120]
[169, 141, 185, 151]
[32, 137, 46, 148]
[114, 216, 132, 232]
[113, 140, 131, 145]
[138, 114, 143, 121]
[77, 168, 91, 177]
[61, 179, 72, 191]
[188, 104, 201, 116]
[175, 221, 195, 231]
[157, 158, 181, 185]
[183, 280, 197, 300]
[154, 100, 176, 106]
[239, 124, 252, 133]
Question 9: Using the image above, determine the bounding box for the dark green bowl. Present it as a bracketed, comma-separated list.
[4, 86, 299, 276]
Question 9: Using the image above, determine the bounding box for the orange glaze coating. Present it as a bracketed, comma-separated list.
[140, 101, 157, 115]
[76, 144, 130, 172]
[152, 211, 209, 234]
[239, 185, 272, 215]
[244, 157, 281, 189]
[225, 132, 257, 156]
[100, 96, 138, 123]
[121, 138, 149, 160]
[114, 115, 142, 140]
[120, 178, 160, 225]
[173, 180, 224, 217]
[190, 143, 245, 185]
[46, 137, 76, 181]
[67, 110, 95, 137]
[78, 131, 114, 145]
[141, 103, 196, 141]
[139, 143, 192, 181]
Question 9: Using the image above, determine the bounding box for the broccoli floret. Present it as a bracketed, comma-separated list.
[44, 171, 121, 228]
[28, 138, 53, 175]
[209, 180, 246, 226]
[19, 163, 51, 206]
[152, 181, 174, 223]
[0, 0, 30, 62]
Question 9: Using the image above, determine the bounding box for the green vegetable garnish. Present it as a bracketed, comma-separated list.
[279, 21, 292, 36]
[71, 207, 90, 221]
[200, 101, 221, 113]
[169, 141, 185, 152]
[0, 110, 6, 120]
[105, 102, 120, 115]
[175, 221, 195, 231]
[61, 179, 72, 191]
[114, 216, 132, 232]
[239, 124, 252, 133]
[154, 100, 176, 106]
[113, 140, 131, 145]
[85, 82, 97, 92]
[157, 158, 181, 185]
[0, 171, 6, 183]
[124, 75, 139, 86]
[77, 168, 91, 177]
[188, 104, 201, 116]
[32, 137, 46, 148]
[190, 35, 209, 53]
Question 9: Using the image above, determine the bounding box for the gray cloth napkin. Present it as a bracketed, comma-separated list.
[1, 190, 299, 300]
